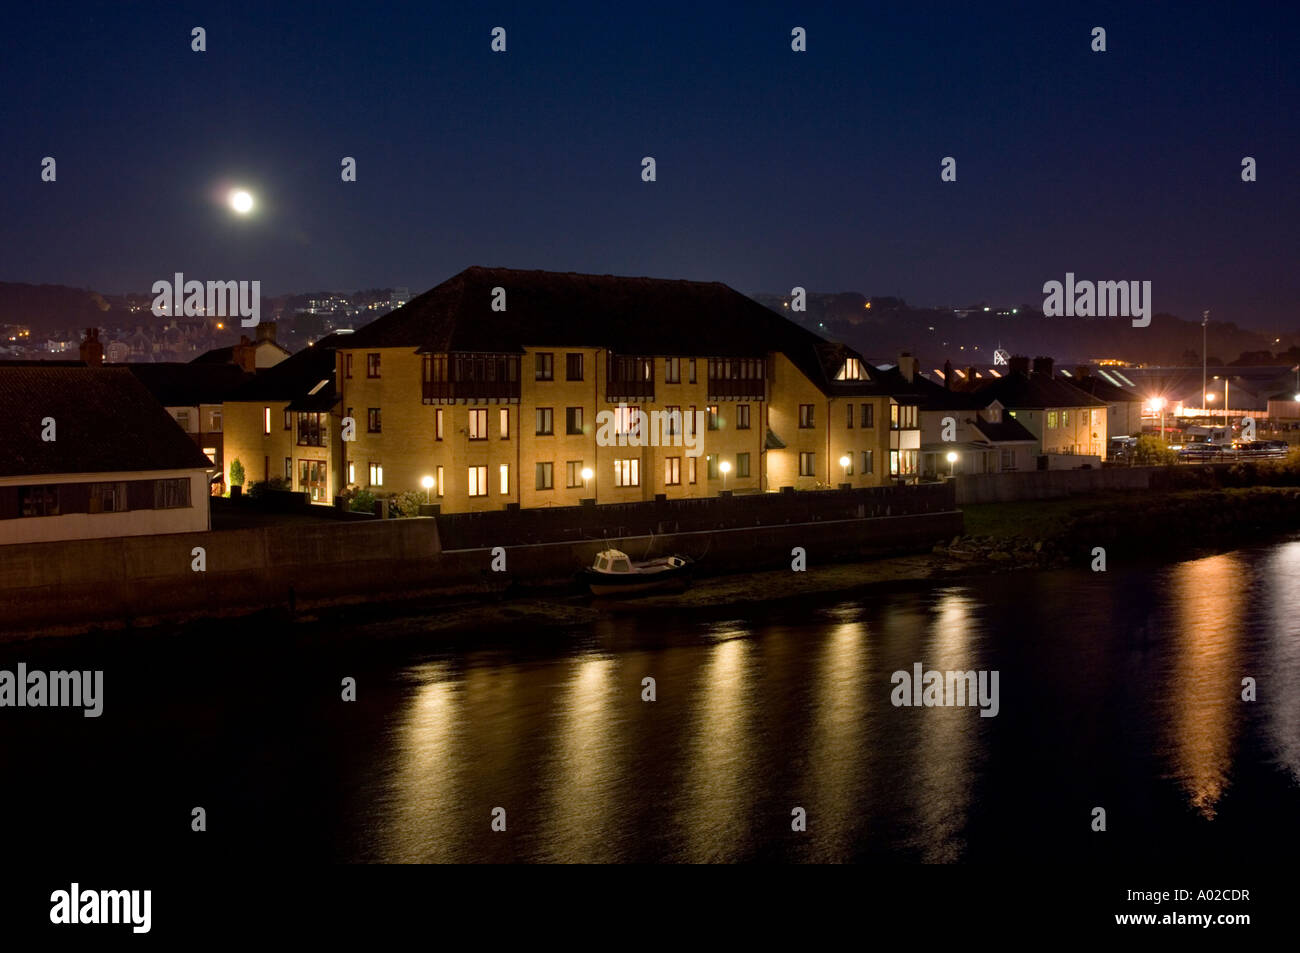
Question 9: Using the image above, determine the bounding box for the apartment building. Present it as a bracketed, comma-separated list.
[282, 267, 921, 512]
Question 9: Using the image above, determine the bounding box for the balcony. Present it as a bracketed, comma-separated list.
[423, 353, 521, 403]
[606, 354, 654, 402]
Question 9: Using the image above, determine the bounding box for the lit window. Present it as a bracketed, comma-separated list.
[368, 463, 383, 487]
[499, 464, 509, 495]
[614, 458, 640, 487]
[468, 465, 487, 497]
[499, 408, 510, 439]
[263, 406, 271, 435]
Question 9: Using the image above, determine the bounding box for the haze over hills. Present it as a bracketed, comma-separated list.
[2, 280, 1296, 369]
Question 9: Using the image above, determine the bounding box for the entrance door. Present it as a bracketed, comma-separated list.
[299, 459, 328, 501]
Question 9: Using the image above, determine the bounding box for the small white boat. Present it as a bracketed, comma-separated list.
[580, 549, 695, 596]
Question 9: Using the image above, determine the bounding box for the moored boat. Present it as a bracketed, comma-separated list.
[580, 548, 695, 595]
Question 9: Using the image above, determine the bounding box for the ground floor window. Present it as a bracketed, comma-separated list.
[468, 465, 488, 497]
[799, 451, 816, 477]
[614, 458, 639, 487]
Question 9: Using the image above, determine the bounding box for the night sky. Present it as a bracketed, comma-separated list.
[4, 1, 1297, 326]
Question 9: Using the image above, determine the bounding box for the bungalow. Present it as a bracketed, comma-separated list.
[0, 366, 215, 544]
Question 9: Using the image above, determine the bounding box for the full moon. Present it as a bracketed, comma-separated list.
[229, 190, 254, 214]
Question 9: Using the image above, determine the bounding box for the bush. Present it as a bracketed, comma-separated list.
[393, 490, 426, 517]
[246, 477, 292, 500]
[229, 458, 245, 487]
[348, 489, 376, 513]
[1131, 435, 1178, 466]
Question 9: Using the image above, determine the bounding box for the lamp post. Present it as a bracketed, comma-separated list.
[1201, 310, 1209, 419]
[720, 460, 731, 491]
[1151, 396, 1166, 445]
[581, 466, 594, 500]
[946, 450, 958, 477]
[839, 454, 850, 484]
[421, 475, 434, 504]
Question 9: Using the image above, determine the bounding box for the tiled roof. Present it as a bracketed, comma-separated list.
[340, 266, 895, 398]
[123, 362, 252, 406]
[0, 366, 217, 477]
[971, 416, 1038, 442]
[1068, 374, 1140, 403]
[965, 371, 1107, 410]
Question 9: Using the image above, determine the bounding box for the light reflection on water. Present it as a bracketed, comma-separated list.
[360, 545, 1300, 862]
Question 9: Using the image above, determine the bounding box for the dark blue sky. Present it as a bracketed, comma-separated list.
[4, 1, 1297, 327]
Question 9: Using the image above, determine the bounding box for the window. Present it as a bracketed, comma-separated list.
[1000, 449, 1015, 471]
[435, 408, 444, 441]
[366, 353, 381, 378]
[87, 482, 126, 513]
[707, 405, 720, 431]
[707, 455, 719, 480]
[469, 408, 488, 440]
[284, 457, 292, 480]
[736, 453, 750, 478]
[368, 463, 383, 487]
[665, 457, 681, 485]
[846, 404, 854, 429]
[688, 456, 697, 484]
[614, 405, 640, 438]
[566, 461, 584, 488]
[836, 357, 864, 380]
[499, 464, 509, 495]
[298, 412, 327, 446]
[468, 466, 487, 497]
[1092, 409, 1100, 425]
[861, 403, 873, 428]
[207, 408, 222, 432]
[663, 406, 681, 436]
[435, 466, 444, 496]
[19, 485, 60, 517]
[566, 407, 583, 435]
[535, 352, 554, 381]
[263, 407, 271, 435]
[799, 451, 816, 477]
[566, 353, 583, 381]
[665, 357, 681, 383]
[799, 404, 814, 428]
[347, 460, 355, 484]
[344, 354, 353, 378]
[175, 409, 191, 431]
[536, 462, 554, 490]
[614, 458, 639, 487]
[283, 409, 292, 431]
[202, 447, 217, 463]
[890, 404, 918, 430]
[536, 407, 554, 435]
[1062, 410, 1070, 427]
[890, 450, 918, 476]
[861, 450, 874, 474]
[1048, 411, 1059, 429]
[499, 408, 510, 439]
[367, 408, 382, 433]
[153, 478, 190, 509]
[737, 404, 751, 430]
[688, 359, 697, 384]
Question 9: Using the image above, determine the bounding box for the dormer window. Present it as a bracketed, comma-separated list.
[836, 357, 864, 381]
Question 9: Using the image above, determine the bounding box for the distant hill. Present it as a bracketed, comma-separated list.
[749, 292, 1298, 368]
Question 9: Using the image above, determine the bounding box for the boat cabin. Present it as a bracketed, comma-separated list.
[593, 550, 632, 573]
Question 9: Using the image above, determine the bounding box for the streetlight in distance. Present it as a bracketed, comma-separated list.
[720, 460, 731, 491]
[1151, 396, 1166, 444]
[421, 475, 434, 503]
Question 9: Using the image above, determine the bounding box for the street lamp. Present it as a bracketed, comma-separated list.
[1201, 310, 1209, 417]
[1151, 396, 1166, 444]
[421, 475, 434, 503]
[946, 450, 958, 477]
[720, 460, 731, 491]
[581, 466, 593, 498]
[839, 454, 850, 483]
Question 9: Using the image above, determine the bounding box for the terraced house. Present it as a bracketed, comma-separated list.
[228, 267, 923, 511]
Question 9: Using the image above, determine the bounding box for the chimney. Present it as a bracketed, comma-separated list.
[942, 359, 953, 389]
[1009, 355, 1030, 376]
[1032, 356, 1055, 378]
[79, 327, 103, 366]
[966, 366, 977, 386]
[233, 334, 257, 373]
[255, 321, 276, 343]
[897, 351, 916, 384]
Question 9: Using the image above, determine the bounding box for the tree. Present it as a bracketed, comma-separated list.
[229, 458, 245, 487]
[1132, 435, 1177, 466]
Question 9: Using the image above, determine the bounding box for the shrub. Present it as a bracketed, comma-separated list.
[1131, 435, 1177, 466]
[348, 489, 376, 513]
[246, 477, 292, 499]
[229, 458, 245, 487]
